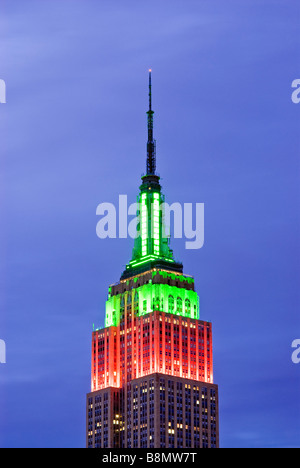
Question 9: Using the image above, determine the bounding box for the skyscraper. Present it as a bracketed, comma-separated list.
[86, 71, 219, 449]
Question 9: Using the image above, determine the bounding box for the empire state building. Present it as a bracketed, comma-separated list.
[86, 71, 219, 449]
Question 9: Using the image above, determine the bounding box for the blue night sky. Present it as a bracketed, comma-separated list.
[0, 0, 299, 448]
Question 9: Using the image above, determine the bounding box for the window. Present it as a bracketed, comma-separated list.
[168, 295, 174, 313]
[185, 298, 191, 315]
[153, 297, 160, 311]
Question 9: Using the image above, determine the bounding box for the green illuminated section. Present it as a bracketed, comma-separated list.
[152, 270, 194, 285]
[152, 192, 160, 256]
[128, 188, 175, 270]
[105, 294, 121, 328]
[141, 193, 148, 256]
[105, 282, 199, 327]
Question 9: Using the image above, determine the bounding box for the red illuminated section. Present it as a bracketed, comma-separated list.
[91, 310, 213, 392]
[91, 327, 120, 392]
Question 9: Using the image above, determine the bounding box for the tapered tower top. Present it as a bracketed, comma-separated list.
[120, 70, 183, 280]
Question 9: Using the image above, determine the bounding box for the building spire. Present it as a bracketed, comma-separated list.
[120, 69, 183, 280]
[148, 68, 152, 111]
[146, 69, 156, 175]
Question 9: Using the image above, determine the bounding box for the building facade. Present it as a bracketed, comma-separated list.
[86, 71, 219, 448]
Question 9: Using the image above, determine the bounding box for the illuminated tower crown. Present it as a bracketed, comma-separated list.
[121, 70, 183, 280]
